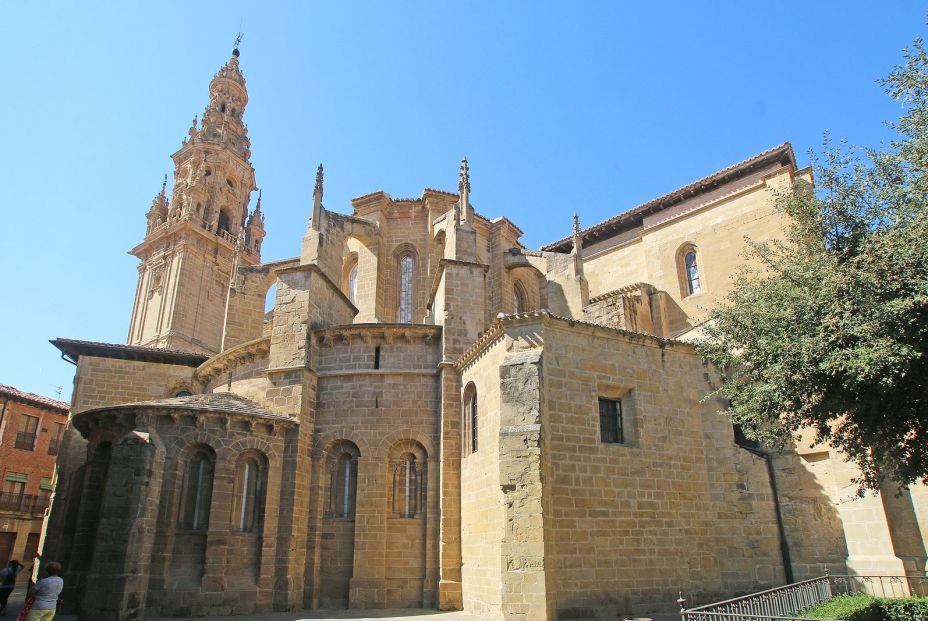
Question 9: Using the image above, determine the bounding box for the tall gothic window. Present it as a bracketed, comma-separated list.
[348, 262, 359, 305]
[234, 453, 266, 533]
[398, 254, 414, 323]
[684, 251, 700, 295]
[218, 210, 231, 233]
[327, 442, 359, 519]
[463, 384, 478, 456]
[180, 447, 215, 531]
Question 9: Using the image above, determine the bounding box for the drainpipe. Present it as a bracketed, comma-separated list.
[743, 446, 795, 584]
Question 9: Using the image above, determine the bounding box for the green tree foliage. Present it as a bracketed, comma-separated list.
[698, 37, 928, 490]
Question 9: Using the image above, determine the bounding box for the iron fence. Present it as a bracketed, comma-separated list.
[680, 573, 928, 621]
[0, 492, 48, 514]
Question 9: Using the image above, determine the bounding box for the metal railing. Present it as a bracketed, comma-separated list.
[0, 492, 49, 514]
[680, 574, 928, 621]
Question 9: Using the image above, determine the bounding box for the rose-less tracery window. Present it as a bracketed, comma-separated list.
[398, 254, 414, 323]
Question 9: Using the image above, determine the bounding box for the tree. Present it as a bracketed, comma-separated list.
[698, 36, 928, 491]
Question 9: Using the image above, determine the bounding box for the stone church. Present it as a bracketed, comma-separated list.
[44, 48, 927, 620]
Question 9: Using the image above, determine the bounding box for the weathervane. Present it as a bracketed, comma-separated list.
[232, 32, 244, 57]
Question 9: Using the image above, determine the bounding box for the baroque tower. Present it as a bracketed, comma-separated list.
[127, 45, 264, 354]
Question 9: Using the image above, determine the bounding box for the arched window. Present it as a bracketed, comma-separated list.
[233, 452, 266, 533]
[175, 390, 192, 397]
[513, 280, 528, 314]
[218, 210, 231, 233]
[327, 441, 359, 519]
[677, 243, 702, 297]
[463, 384, 478, 456]
[392, 453, 421, 518]
[398, 253, 415, 323]
[180, 447, 215, 531]
[348, 262, 359, 305]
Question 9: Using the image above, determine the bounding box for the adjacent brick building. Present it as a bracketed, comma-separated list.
[0, 384, 68, 568]
[42, 46, 928, 621]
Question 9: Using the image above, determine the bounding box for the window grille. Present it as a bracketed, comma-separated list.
[598, 398, 623, 444]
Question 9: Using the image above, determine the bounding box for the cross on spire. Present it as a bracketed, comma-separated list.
[232, 32, 244, 57]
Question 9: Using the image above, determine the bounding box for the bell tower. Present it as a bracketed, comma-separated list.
[127, 42, 264, 354]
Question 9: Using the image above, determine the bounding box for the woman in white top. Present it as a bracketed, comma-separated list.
[26, 561, 63, 621]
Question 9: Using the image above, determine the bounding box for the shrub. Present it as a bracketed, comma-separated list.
[802, 595, 928, 620]
[800, 594, 876, 619]
[869, 597, 928, 621]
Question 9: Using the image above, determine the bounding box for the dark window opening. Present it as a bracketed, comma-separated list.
[374, 346, 381, 369]
[175, 390, 192, 397]
[598, 398, 623, 444]
[218, 211, 231, 233]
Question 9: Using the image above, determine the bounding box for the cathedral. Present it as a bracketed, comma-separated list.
[44, 47, 927, 621]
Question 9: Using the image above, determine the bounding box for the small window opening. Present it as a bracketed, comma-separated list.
[220, 103, 226, 113]
[218, 211, 231, 233]
[374, 346, 381, 369]
[599, 398, 623, 444]
[175, 390, 192, 397]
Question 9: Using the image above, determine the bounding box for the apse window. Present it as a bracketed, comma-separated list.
[598, 398, 624, 444]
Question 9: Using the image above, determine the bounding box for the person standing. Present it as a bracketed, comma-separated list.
[0, 561, 23, 615]
[24, 562, 62, 621]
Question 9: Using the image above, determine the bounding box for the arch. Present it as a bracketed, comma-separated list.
[232, 449, 268, 533]
[393, 244, 419, 324]
[463, 382, 478, 456]
[676, 242, 702, 297]
[325, 440, 360, 519]
[179, 444, 216, 531]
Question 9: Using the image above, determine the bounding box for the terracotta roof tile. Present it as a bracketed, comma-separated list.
[0, 384, 69, 412]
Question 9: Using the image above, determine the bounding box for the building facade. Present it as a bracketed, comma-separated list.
[44, 49, 928, 621]
[0, 385, 68, 568]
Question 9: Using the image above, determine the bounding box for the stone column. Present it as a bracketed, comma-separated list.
[498, 350, 553, 621]
[81, 430, 165, 621]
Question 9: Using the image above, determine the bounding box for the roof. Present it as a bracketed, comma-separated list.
[51, 338, 210, 367]
[0, 384, 69, 413]
[79, 392, 290, 422]
[541, 143, 796, 252]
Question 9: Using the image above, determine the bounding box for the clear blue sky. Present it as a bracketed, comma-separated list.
[1, 2, 922, 402]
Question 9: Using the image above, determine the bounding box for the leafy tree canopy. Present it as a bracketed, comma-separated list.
[698, 36, 928, 491]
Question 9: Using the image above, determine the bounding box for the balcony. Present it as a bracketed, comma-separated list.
[14, 432, 36, 451]
[0, 493, 49, 515]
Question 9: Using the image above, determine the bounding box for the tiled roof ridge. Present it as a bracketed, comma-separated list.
[541, 142, 794, 252]
[0, 384, 69, 412]
[79, 391, 291, 421]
